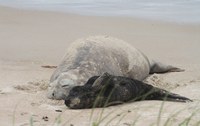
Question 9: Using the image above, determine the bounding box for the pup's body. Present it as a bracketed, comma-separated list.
[65, 73, 192, 109]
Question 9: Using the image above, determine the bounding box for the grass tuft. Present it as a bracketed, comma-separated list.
[29, 115, 34, 126]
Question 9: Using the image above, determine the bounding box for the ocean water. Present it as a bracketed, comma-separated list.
[0, 0, 200, 23]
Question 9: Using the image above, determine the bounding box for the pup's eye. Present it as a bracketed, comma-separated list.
[62, 85, 69, 88]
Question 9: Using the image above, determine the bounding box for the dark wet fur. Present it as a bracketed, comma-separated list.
[65, 73, 192, 109]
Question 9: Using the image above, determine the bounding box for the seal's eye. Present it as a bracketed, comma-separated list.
[59, 79, 75, 87]
[62, 85, 69, 88]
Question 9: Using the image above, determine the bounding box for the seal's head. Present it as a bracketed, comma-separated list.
[64, 86, 96, 109]
[47, 73, 78, 100]
[64, 73, 113, 109]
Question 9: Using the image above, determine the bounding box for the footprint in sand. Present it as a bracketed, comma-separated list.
[144, 74, 181, 90]
[13, 80, 49, 93]
[0, 86, 14, 94]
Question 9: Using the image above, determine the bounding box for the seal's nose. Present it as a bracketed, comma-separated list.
[47, 90, 55, 99]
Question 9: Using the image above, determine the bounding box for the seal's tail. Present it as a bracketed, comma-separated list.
[144, 87, 192, 102]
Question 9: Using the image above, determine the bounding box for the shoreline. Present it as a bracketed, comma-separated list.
[1, 5, 200, 64]
[0, 1, 200, 24]
[1, 5, 200, 25]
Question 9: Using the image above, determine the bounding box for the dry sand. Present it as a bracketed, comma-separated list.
[0, 6, 200, 126]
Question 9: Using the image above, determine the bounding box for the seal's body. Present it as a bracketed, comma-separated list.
[65, 73, 192, 109]
[47, 36, 183, 100]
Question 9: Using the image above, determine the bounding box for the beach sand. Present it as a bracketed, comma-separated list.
[0, 6, 200, 126]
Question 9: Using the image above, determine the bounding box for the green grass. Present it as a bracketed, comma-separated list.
[11, 100, 200, 126]
[157, 100, 166, 126]
[88, 101, 200, 126]
[12, 85, 200, 126]
[29, 115, 34, 126]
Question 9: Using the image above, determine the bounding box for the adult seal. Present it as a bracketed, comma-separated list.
[47, 36, 183, 100]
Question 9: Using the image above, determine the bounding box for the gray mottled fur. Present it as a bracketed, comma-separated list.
[47, 36, 183, 100]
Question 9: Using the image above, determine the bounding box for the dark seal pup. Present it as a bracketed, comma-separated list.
[47, 36, 183, 100]
[64, 73, 192, 109]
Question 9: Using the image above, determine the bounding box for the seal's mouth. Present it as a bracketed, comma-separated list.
[65, 97, 81, 109]
[70, 98, 80, 106]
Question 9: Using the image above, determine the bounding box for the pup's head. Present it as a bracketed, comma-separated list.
[65, 72, 113, 109]
[64, 86, 96, 109]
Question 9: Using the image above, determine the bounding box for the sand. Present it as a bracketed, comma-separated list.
[0, 6, 200, 126]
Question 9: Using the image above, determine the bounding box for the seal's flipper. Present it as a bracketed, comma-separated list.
[163, 93, 192, 102]
[144, 87, 192, 102]
[84, 76, 99, 86]
[149, 60, 184, 74]
[92, 72, 112, 91]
